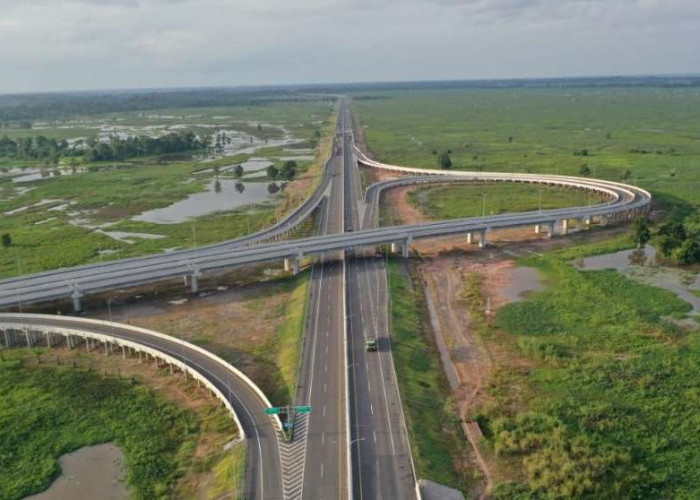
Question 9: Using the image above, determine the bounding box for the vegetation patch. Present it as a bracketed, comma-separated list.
[388, 259, 473, 491]
[481, 249, 700, 498]
[0, 350, 205, 499]
[408, 183, 604, 221]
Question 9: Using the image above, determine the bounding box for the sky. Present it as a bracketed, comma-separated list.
[0, 0, 698, 93]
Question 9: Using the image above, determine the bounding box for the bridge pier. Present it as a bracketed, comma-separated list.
[190, 268, 201, 294]
[561, 219, 569, 235]
[71, 288, 84, 313]
[390, 242, 400, 254]
[284, 258, 293, 272]
[545, 222, 555, 238]
[535, 224, 541, 235]
[478, 229, 488, 248]
[466, 232, 473, 244]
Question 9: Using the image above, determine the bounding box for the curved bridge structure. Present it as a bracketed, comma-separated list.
[0, 313, 284, 499]
[0, 148, 650, 311]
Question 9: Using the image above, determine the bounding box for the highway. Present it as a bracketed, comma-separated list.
[344, 121, 416, 498]
[0, 313, 283, 499]
[0, 99, 654, 499]
[294, 101, 348, 499]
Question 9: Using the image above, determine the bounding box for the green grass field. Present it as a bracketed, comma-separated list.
[408, 182, 605, 221]
[478, 243, 700, 498]
[0, 99, 334, 280]
[353, 88, 700, 216]
[0, 350, 219, 499]
[388, 259, 473, 492]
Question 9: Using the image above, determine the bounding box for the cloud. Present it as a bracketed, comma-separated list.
[0, 0, 697, 93]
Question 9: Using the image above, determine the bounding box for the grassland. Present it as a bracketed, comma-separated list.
[467, 241, 700, 498]
[408, 182, 604, 221]
[388, 259, 473, 492]
[0, 99, 335, 280]
[0, 348, 239, 500]
[126, 270, 311, 406]
[353, 88, 700, 217]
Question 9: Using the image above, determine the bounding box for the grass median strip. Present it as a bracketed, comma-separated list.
[388, 258, 473, 492]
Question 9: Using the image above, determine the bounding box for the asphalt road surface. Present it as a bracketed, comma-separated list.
[343, 117, 416, 499]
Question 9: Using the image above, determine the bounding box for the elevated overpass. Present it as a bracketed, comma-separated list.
[0, 160, 650, 311]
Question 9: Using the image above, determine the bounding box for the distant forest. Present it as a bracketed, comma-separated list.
[0, 88, 334, 123]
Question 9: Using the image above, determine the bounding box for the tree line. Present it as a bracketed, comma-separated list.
[0, 131, 209, 163]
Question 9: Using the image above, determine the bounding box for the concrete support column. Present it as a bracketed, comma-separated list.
[401, 242, 409, 258]
[122, 346, 127, 359]
[25, 330, 32, 348]
[466, 232, 473, 244]
[561, 219, 569, 235]
[45, 332, 52, 348]
[292, 257, 300, 276]
[4, 329, 10, 348]
[391, 242, 400, 254]
[478, 229, 488, 248]
[71, 288, 84, 313]
[104, 342, 109, 355]
[190, 269, 201, 294]
[139, 351, 143, 362]
[284, 258, 293, 272]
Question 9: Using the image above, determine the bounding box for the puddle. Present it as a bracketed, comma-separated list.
[576, 246, 700, 315]
[132, 178, 282, 224]
[501, 266, 546, 302]
[26, 443, 128, 500]
[4, 199, 66, 216]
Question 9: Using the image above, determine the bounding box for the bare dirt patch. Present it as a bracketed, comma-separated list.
[418, 252, 548, 498]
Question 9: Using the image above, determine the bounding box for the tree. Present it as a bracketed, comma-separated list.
[579, 164, 591, 176]
[267, 183, 280, 194]
[438, 152, 452, 169]
[631, 216, 651, 248]
[1, 233, 10, 248]
[672, 238, 700, 265]
[281, 160, 297, 180]
[235, 182, 245, 193]
[233, 165, 244, 178]
[267, 165, 279, 179]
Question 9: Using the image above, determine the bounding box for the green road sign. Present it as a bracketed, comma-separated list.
[265, 407, 280, 415]
[297, 406, 312, 413]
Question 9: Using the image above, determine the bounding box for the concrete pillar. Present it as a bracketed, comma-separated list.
[284, 258, 293, 272]
[104, 342, 109, 355]
[4, 329, 10, 348]
[292, 257, 300, 276]
[25, 330, 32, 347]
[391, 242, 400, 254]
[190, 269, 201, 294]
[71, 288, 84, 313]
[86, 337, 91, 352]
[560, 219, 569, 235]
[466, 232, 473, 244]
[401, 242, 410, 258]
[535, 224, 541, 234]
[45, 332, 52, 348]
[122, 346, 127, 359]
[478, 229, 488, 248]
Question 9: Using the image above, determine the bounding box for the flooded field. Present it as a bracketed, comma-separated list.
[577, 246, 700, 315]
[26, 443, 128, 500]
[133, 178, 283, 224]
[500, 266, 546, 302]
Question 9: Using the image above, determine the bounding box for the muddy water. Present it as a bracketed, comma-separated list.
[577, 246, 700, 315]
[500, 266, 546, 303]
[133, 178, 282, 224]
[26, 443, 128, 500]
